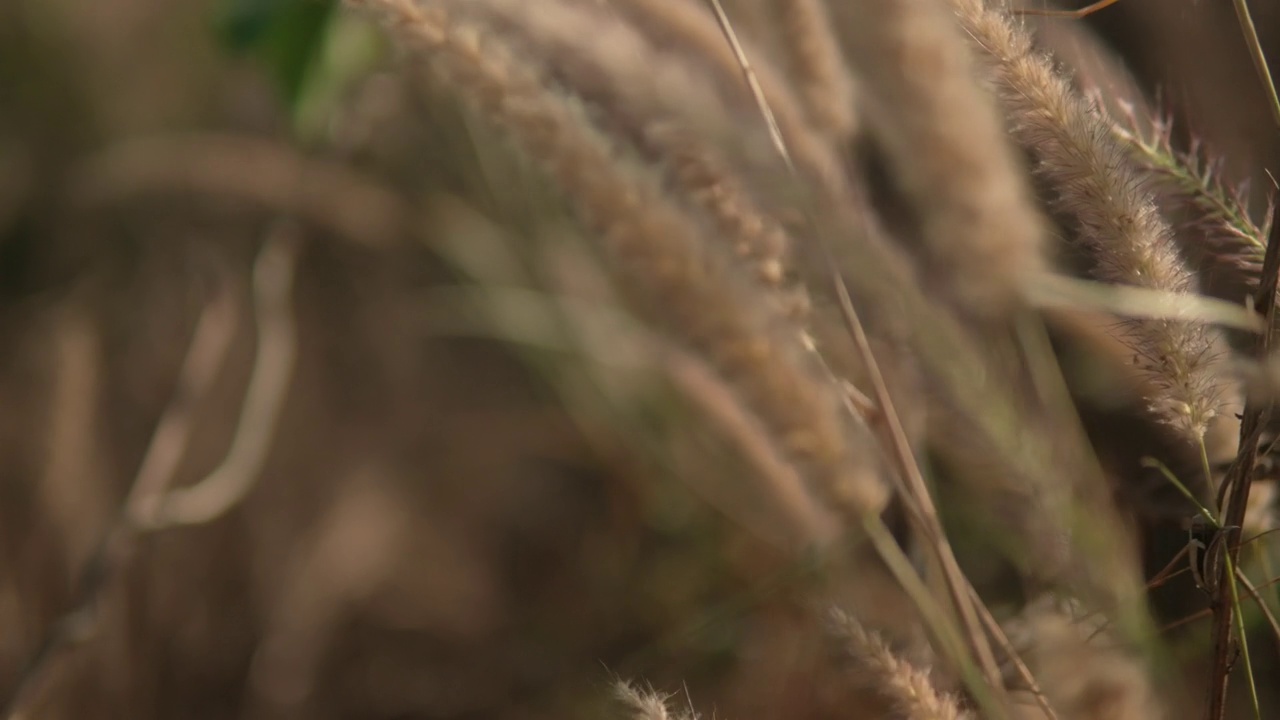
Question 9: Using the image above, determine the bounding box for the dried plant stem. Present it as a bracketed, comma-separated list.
[967, 586, 1058, 720]
[350, 0, 887, 524]
[861, 516, 1002, 718]
[700, 0, 792, 176]
[1234, 569, 1280, 650]
[838, 272, 1006, 701]
[2, 273, 238, 719]
[1220, 14, 1280, 710]
[1030, 274, 1263, 332]
[1013, 0, 1122, 19]
[700, 0, 1007, 704]
[1209, 201, 1280, 720]
[2, 226, 299, 719]
[953, 0, 1224, 441]
[1158, 568, 1280, 635]
[123, 283, 241, 523]
[1215, 25, 1280, 713]
[1232, 0, 1280, 132]
[607, 0, 846, 188]
[840, 226, 1092, 714]
[834, 218, 1150, 659]
[840, 225, 1148, 651]
[148, 223, 300, 527]
[39, 313, 110, 570]
[72, 134, 410, 247]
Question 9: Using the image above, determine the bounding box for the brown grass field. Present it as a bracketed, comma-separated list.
[5, 0, 1280, 718]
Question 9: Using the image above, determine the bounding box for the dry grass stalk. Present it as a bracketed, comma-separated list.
[71, 134, 410, 248]
[828, 0, 1047, 316]
[952, 0, 1227, 441]
[147, 223, 300, 527]
[802, 183, 1141, 653]
[39, 311, 112, 570]
[1208, 197, 1280, 720]
[2, 227, 298, 719]
[702, 3, 1017, 697]
[827, 609, 974, 720]
[3, 276, 238, 718]
[348, 0, 888, 523]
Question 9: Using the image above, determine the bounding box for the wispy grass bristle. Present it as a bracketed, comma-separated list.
[613, 681, 699, 720]
[1107, 101, 1274, 284]
[349, 0, 888, 522]
[952, 0, 1227, 441]
[827, 608, 974, 720]
[450, 0, 810, 317]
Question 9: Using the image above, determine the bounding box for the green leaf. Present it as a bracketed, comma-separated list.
[215, 0, 336, 110]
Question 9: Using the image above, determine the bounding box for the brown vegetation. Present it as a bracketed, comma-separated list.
[4, 0, 1280, 718]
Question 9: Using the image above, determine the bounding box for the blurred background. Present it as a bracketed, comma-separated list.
[2, 0, 1280, 718]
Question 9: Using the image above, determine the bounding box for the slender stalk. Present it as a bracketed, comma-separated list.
[1225, 553, 1262, 720]
[1207, 198, 1280, 719]
[701, 0, 1008, 705]
[1232, 0, 1280, 132]
[1205, 30, 1280, 714]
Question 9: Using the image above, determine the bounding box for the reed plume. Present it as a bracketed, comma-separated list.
[1003, 597, 1160, 720]
[828, 0, 1047, 316]
[827, 608, 973, 720]
[446, 0, 808, 317]
[613, 681, 699, 720]
[346, 0, 889, 523]
[766, 0, 859, 144]
[952, 0, 1228, 442]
